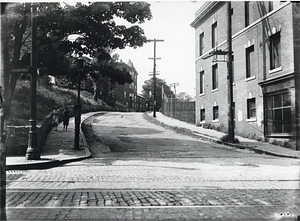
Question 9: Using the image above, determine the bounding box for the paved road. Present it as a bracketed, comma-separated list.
[6, 112, 300, 220]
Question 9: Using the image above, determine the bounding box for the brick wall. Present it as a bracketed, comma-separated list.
[194, 2, 295, 141]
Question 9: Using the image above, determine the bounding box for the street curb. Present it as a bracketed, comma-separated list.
[144, 113, 299, 159]
[220, 141, 299, 159]
[6, 147, 92, 171]
[191, 128, 299, 159]
[6, 113, 98, 171]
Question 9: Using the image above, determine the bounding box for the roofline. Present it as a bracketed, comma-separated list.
[190, 1, 220, 28]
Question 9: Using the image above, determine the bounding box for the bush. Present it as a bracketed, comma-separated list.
[38, 75, 53, 87]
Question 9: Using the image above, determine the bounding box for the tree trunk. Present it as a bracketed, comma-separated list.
[93, 80, 99, 101]
[1, 3, 9, 219]
[89, 75, 99, 101]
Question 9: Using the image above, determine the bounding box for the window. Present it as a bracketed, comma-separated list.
[129, 93, 134, 99]
[200, 71, 205, 94]
[247, 98, 256, 119]
[232, 54, 234, 83]
[233, 102, 235, 129]
[245, 1, 250, 26]
[211, 22, 217, 48]
[213, 106, 219, 121]
[268, 1, 273, 12]
[266, 92, 292, 134]
[270, 32, 281, 70]
[200, 108, 205, 122]
[124, 91, 126, 98]
[199, 32, 204, 56]
[212, 64, 218, 90]
[129, 83, 134, 89]
[231, 8, 233, 34]
[246, 45, 254, 78]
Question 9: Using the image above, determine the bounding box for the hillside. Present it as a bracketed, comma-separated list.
[7, 80, 113, 126]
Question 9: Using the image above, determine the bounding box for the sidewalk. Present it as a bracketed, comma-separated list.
[6, 112, 96, 170]
[149, 112, 300, 159]
[6, 111, 300, 171]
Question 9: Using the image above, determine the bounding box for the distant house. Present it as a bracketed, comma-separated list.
[113, 60, 146, 112]
[191, 1, 300, 150]
[136, 93, 147, 112]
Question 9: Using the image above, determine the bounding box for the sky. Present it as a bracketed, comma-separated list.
[115, 1, 204, 96]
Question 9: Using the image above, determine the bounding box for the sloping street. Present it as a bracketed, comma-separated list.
[6, 112, 300, 220]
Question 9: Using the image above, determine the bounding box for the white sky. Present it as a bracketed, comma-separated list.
[115, 1, 204, 96]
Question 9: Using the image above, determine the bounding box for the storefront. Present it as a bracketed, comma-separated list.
[260, 73, 295, 140]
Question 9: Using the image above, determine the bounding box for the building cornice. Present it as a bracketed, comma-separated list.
[258, 72, 294, 86]
[190, 1, 221, 28]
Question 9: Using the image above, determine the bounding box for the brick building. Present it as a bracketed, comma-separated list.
[114, 60, 147, 112]
[191, 1, 300, 150]
[136, 94, 147, 112]
[113, 60, 138, 111]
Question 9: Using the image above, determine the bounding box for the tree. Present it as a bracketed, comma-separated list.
[1, 3, 151, 218]
[177, 92, 195, 101]
[142, 77, 174, 111]
[0, 1, 152, 134]
[88, 57, 133, 101]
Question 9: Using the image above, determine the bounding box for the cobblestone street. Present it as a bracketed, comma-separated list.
[6, 187, 300, 220]
[6, 189, 299, 208]
[5, 112, 300, 220]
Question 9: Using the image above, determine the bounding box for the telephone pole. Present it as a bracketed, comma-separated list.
[170, 82, 179, 97]
[201, 2, 234, 142]
[147, 39, 164, 118]
[170, 83, 179, 118]
[227, 1, 234, 142]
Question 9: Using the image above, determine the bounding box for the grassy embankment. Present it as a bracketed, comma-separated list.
[7, 80, 112, 126]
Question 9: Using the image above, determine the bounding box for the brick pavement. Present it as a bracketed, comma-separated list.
[6, 189, 300, 208]
[8, 207, 297, 221]
[6, 158, 300, 190]
[6, 189, 300, 220]
[5, 112, 300, 220]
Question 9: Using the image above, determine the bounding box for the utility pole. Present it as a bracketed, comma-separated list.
[147, 39, 164, 118]
[149, 71, 160, 113]
[170, 83, 179, 118]
[26, 3, 40, 160]
[170, 83, 179, 97]
[227, 1, 234, 142]
[201, 2, 234, 142]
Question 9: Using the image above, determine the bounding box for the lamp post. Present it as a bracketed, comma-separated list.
[74, 52, 84, 150]
[26, 3, 40, 160]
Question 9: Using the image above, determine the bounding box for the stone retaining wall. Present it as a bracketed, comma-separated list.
[5, 104, 110, 156]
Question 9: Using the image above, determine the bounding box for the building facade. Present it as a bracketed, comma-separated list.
[136, 94, 147, 112]
[191, 1, 300, 150]
[114, 60, 143, 111]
